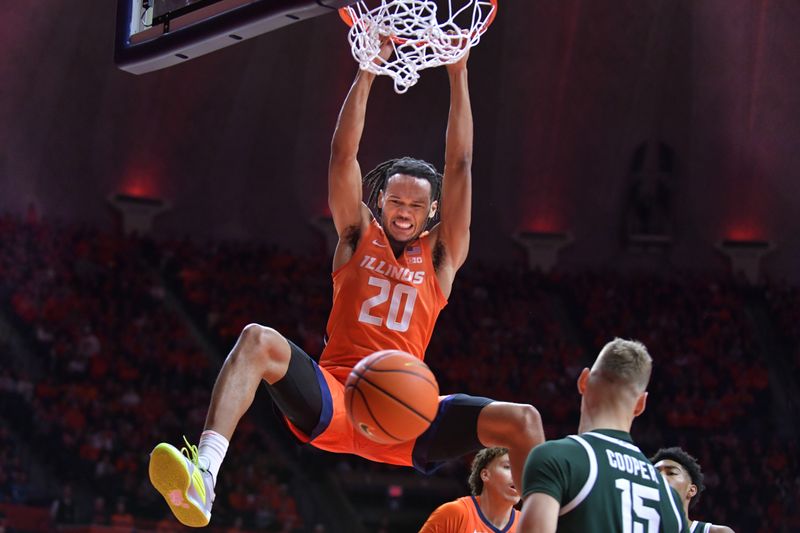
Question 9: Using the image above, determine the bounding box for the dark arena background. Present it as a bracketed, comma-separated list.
[1, 0, 799, 532]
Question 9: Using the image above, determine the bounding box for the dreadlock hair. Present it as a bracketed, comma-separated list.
[650, 447, 705, 508]
[467, 447, 509, 497]
[362, 157, 443, 230]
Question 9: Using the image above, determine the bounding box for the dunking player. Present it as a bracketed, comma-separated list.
[419, 447, 519, 533]
[519, 339, 689, 533]
[148, 42, 544, 527]
[651, 447, 736, 533]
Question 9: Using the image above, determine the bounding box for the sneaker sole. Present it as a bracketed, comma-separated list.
[149, 444, 210, 527]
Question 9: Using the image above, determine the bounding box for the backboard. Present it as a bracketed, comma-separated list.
[115, 0, 355, 74]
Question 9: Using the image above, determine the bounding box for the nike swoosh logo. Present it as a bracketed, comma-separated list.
[372, 239, 387, 247]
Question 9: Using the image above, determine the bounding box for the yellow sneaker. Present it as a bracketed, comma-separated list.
[149, 437, 215, 527]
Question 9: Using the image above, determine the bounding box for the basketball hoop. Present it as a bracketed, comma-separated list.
[339, 0, 498, 93]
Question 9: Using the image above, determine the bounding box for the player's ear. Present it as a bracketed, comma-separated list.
[577, 368, 590, 395]
[378, 189, 385, 209]
[429, 200, 438, 218]
[687, 483, 698, 500]
[633, 391, 648, 417]
[480, 468, 489, 482]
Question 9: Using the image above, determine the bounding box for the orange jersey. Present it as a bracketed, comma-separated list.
[319, 219, 447, 382]
[419, 496, 518, 533]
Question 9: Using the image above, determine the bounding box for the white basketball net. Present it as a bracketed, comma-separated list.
[342, 0, 497, 93]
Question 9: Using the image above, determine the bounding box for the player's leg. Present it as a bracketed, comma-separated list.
[409, 395, 543, 489]
[149, 323, 322, 527]
[199, 324, 320, 488]
[410, 394, 492, 471]
[203, 323, 320, 438]
[476, 401, 544, 490]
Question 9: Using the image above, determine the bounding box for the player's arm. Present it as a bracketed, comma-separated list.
[433, 46, 473, 276]
[328, 42, 393, 240]
[710, 526, 735, 533]
[519, 493, 560, 533]
[519, 440, 576, 533]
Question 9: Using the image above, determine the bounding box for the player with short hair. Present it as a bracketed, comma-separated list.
[519, 338, 689, 533]
[651, 447, 735, 533]
[148, 42, 544, 527]
[419, 447, 519, 533]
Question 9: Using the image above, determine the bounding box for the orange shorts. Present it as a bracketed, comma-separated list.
[283, 363, 421, 467]
[278, 348, 492, 473]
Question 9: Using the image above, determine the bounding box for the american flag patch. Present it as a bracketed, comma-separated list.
[406, 245, 421, 255]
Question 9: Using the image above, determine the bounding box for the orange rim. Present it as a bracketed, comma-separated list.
[338, 0, 498, 43]
[483, 0, 498, 31]
[338, 5, 355, 27]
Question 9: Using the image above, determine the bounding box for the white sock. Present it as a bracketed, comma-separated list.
[198, 430, 229, 486]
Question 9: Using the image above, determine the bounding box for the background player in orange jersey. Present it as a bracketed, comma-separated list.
[148, 42, 544, 527]
[419, 447, 519, 533]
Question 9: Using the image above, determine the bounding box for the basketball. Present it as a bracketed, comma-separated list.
[345, 350, 440, 444]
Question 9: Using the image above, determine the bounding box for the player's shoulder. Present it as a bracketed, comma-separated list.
[433, 498, 470, 517]
[523, 437, 594, 504]
[419, 223, 442, 257]
[419, 498, 469, 532]
[525, 436, 598, 479]
[539, 435, 583, 450]
[528, 436, 588, 463]
[709, 525, 735, 533]
[523, 437, 591, 486]
[446, 497, 471, 511]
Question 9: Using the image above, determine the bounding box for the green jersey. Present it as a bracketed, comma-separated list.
[522, 429, 689, 533]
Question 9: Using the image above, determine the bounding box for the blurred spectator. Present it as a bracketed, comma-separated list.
[50, 485, 77, 528]
[0, 510, 18, 533]
[109, 498, 134, 531]
[90, 496, 109, 526]
[154, 513, 181, 533]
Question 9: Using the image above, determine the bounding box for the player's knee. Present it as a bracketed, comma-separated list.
[515, 404, 544, 442]
[235, 324, 289, 368]
[500, 403, 543, 446]
[480, 402, 543, 447]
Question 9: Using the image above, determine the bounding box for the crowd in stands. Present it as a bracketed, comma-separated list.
[766, 283, 800, 383]
[160, 230, 799, 530]
[0, 214, 305, 532]
[563, 272, 796, 531]
[565, 272, 770, 431]
[0, 410, 35, 505]
[429, 265, 585, 436]
[159, 239, 330, 356]
[1, 212, 798, 531]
